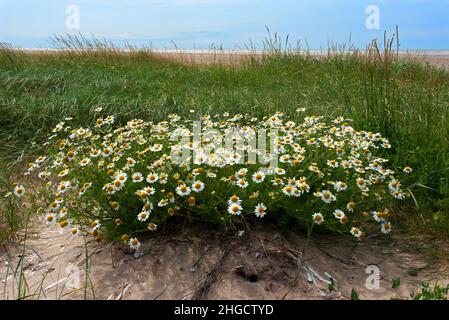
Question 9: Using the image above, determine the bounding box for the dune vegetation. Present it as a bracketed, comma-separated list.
[1, 34, 449, 246]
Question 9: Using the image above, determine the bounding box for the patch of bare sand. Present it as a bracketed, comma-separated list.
[1, 222, 448, 300]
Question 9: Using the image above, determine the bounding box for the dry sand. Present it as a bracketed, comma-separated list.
[1, 221, 448, 300]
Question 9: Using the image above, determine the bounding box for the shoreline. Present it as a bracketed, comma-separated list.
[4, 47, 449, 67]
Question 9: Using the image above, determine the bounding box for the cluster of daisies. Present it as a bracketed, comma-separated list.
[21, 110, 412, 250]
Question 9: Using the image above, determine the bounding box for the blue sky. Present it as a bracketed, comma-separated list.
[0, 0, 448, 50]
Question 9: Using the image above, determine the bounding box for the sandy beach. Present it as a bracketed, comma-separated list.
[12, 48, 449, 67]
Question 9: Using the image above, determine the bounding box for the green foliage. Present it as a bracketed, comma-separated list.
[0, 38, 448, 235]
[411, 282, 449, 300]
[392, 277, 401, 289]
[351, 288, 360, 300]
[23, 112, 408, 245]
[0, 162, 28, 244]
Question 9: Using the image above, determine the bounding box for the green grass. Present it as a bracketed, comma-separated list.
[0, 38, 449, 236]
[0, 161, 29, 245]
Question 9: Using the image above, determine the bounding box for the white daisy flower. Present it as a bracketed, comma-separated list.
[91, 220, 101, 231]
[228, 195, 242, 206]
[58, 169, 69, 178]
[146, 172, 159, 183]
[333, 181, 348, 192]
[151, 144, 163, 152]
[90, 149, 100, 157]
[350, 227, 363, 238]
[115, 171, 128, 183]
[381, 221, 392, 234]
[272, 177, 284, 186]
[148, 223, 158, 231]
[13, 185, 25, 197]
[56, 181, 70, 193]
[143, 186, 156, 195]
[369, 161, 381, 171]
[126, 157, 136, 167]
[45, 213, 56, 223]
[346, 202, 356, 212]
[70, 227, 81, 237]
[403, 166, 413, 174]
[312, 213, 324, 224]
[391, 190, 405, 200]
[142, 202, 153, 212]
[176, 184, 191, 196]
[320, 190, 336, 203]
[137, 211, 149, 222]
[158, 199, 168, 207]
[274, 167, 286, 175]
[102, 146, 113, 157]
[192, 180, 205, 193]
[254, 203, 267, 218]
[132, 172, 144, 183]
[79, 158, 91, 167]
[388, 179, 401, 191]
[236, 179, 249, 188]
[356, 178, 369, 191]
[252, 171, 265, 183]
[340, 160, 352, 169]
[298, 182, 310, 193]
[112, 179, 125, 191]
[327, 160, 339, 168]
[236, 168, 248, 178]
[291, 188, 302, 197]
[333, 209, 346, 221]
[228, 204, 243, 216]
[128, 238, 141, 250]
[282, 185, 294, 196]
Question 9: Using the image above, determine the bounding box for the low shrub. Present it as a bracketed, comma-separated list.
[22, 110, 411, 249]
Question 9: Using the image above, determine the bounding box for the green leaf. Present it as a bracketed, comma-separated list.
[392, 277, 401, 289]
[351, 288, 360, 300]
